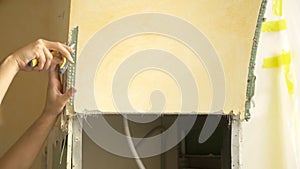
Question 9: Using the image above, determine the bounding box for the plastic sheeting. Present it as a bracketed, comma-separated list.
[241, 0, 300, 169]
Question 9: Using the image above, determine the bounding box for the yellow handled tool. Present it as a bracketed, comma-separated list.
[27, 50, 68, 74]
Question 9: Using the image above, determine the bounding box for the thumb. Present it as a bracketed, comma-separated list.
[61, 87, 76, 104]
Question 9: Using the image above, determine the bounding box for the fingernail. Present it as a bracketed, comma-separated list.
[69, 44, 75, 51]
[69, 54, 75, 63]
[71, 87, 77, 93]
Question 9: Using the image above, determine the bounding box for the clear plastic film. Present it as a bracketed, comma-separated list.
[242, 0, 300, 168]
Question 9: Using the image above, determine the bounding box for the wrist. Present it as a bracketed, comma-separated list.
[41, 109, 60, 121]
[6, 54, 20, 72]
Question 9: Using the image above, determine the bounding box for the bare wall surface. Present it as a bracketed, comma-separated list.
[70, 0, 262, 115]
[0, 1, 70, 169]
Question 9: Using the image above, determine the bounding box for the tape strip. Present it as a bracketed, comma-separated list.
[284, 65, 295, 94]
[261, 19, 287, 32]
[273, 0, 283, 16]
[263, 50, 295, 94]
[262, 50, 291, 68]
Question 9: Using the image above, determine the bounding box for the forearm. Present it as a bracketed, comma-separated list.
[0, 112, 58, 169]
[0, 39, 74, 169]
[0, 55, 19, 104]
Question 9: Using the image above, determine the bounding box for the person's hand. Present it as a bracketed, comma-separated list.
[43, 65, 76, 117]
[11, 39, 74, 72]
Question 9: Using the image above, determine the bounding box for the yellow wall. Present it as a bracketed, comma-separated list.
[69, 0, 262, 114]
[0, 0, 70, 169]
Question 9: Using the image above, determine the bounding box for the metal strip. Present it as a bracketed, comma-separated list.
[231, 115, 242, 169]
[66, 26, 80, 169]
[67, 26, 78, 110]
[72, 117, 82, 169]
[245, 0, 268, 121]
[66, 117, 73, 169]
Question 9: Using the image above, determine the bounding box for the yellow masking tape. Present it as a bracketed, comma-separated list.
[284, 65, 295, 94]
[263, 50, 295, 94]
[263, 50, 291, 68]
[261, 19, 287, 32]
[273, 0, 283, 16]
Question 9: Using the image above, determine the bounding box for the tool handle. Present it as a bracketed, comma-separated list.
[27, 51, 60, 67]
[27, 59, 38, 67]
[27, 51, 68, 74]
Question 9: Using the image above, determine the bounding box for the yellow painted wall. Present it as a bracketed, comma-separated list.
[0, 1, 70, 169]
[69, 0, 262, 114]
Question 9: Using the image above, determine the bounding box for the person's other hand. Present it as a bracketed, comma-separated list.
[11, 39, 74, 71]
[43, 65, 76, 117]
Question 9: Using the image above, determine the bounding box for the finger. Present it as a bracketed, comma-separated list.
[61, 43, 74, 53]
[61, 87, 76, 105]
[36, 52, 46, 71]
[44, 40, 74, 63]
[49, 65, 60, 86]
[43, 48, 53, 71]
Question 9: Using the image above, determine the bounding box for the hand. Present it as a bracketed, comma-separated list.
[43, 65, 76, 117]
[11, 39, 74, 71]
